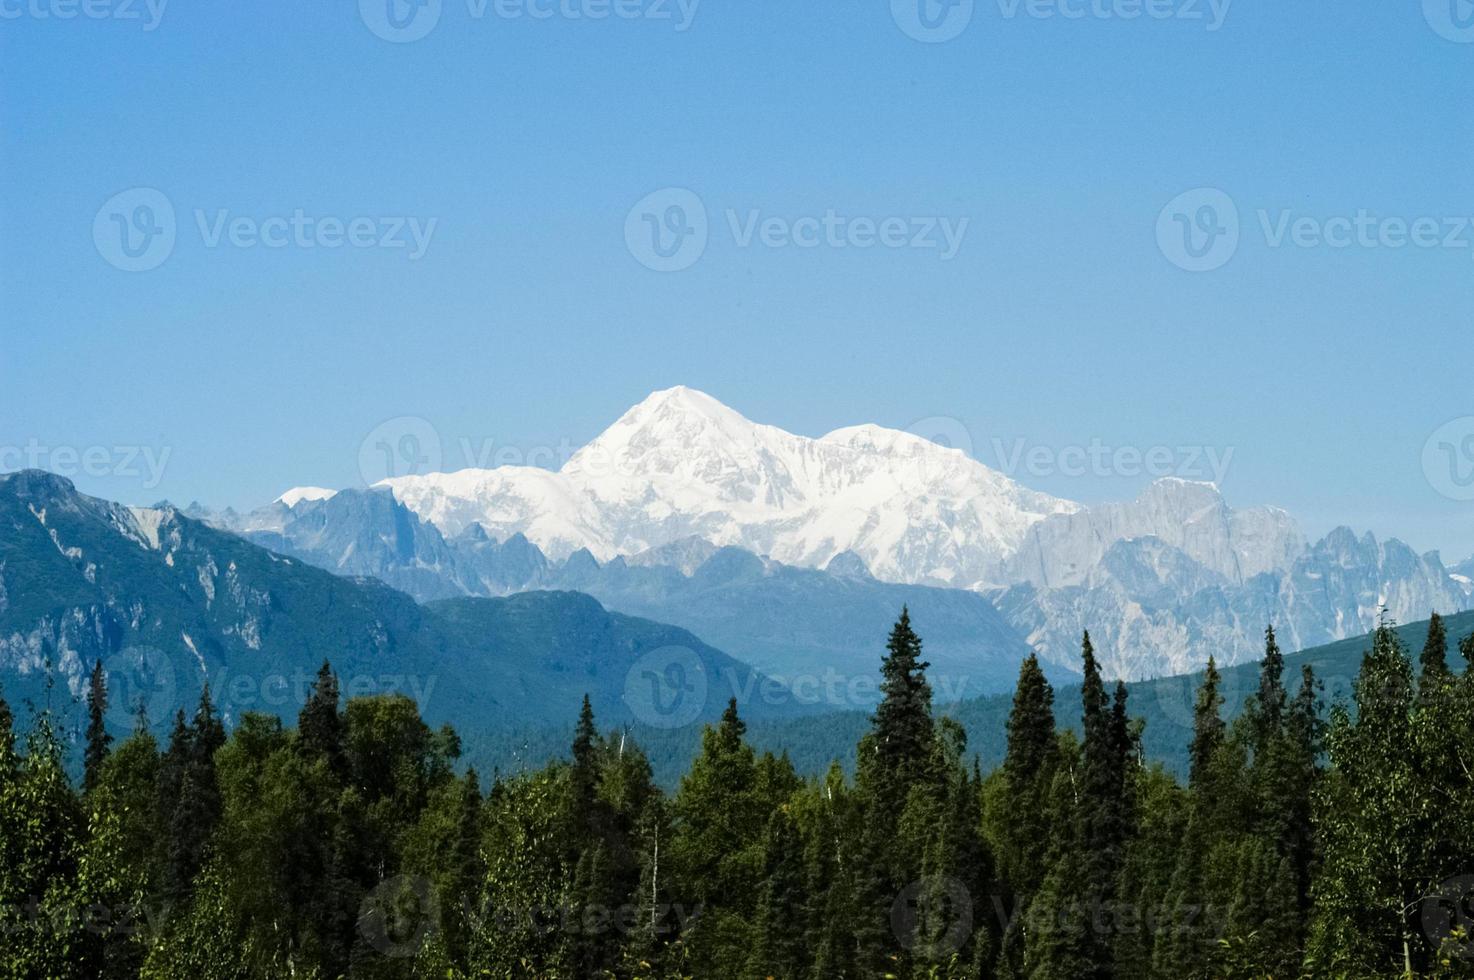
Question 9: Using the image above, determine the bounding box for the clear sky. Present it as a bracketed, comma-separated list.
[3, 0, 1472, 561]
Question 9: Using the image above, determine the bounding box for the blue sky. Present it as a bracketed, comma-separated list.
[3, 0, 1472, 560]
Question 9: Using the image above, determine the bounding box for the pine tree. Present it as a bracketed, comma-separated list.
[743, 808, 808, 980]
[998, 654, 1057, 889]
[1112, 767, 1188, 980]
[1074, 635, 1133, 978]
[159, 686, 226, 907]
[671, 698, 767, 977]
[855, 606, 940, 918]
[297, 660, 345, 777]
[1281, 663, 1323, 909]
[857, 607, 937, 819]
[571, 693, 600, 817]
[83, 659, 112, 794]
[1023, 733, 1092, 980]
[1187, 657, 1224, 792]
[1419, 610, 1451, 696]
[441, 767, 482, 966]
[1249, 624, 1286, 758]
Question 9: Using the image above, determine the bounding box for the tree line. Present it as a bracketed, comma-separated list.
[0, 608, 1471, 978]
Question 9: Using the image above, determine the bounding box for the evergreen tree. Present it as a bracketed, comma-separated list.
[0, 686, 13, 760]
[743, 808, 808, 980]
[994, 652, 1058, 926]
[83, 658, 112, 794]
[1248, 624, 1286, 758]
[1419, 610, 1451, 696]
[1023, 733, 1091, 980]
[671, 698, 768, 977]
[1111, 766, 1187, 980]
[856, 607, 938, 820]
[1073, 635, 1134, 978]
[1187, 657, 1224, 792]
[159, 686, 226, 908]
[297, 660, 345, 777]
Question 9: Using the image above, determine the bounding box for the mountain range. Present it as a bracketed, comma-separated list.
[205, 486, 1042, 701]
[0, 470, 804, 749]
[244, 387, 1469, 680]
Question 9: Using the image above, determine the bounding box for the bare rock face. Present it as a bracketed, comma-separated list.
[262, 390, 1469, 683]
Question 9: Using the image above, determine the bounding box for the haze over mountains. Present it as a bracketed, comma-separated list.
[3, 380, 1470, 771]
[0, 470, 800, 745]
[228, 386, 1471, 680]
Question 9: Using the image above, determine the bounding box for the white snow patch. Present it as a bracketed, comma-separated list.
[180, 632, 206, 677]
[276, 486, 338, 507]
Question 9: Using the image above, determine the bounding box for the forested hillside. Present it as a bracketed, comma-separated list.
[2, 608, 1472, 978]
[460, 611, 1474, 786]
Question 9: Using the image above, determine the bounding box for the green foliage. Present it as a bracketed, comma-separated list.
[3, 610, 1473, 979]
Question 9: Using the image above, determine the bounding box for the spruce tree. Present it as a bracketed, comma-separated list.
[992, 657, 1058, 978]
[1075, 635, 1133, 978]
[1023, 733, 1092, 980]
[441, 768, 482, 966]
[160, 686, 226, 907]
[297, 660, 345, 777]
[571, 693, 600, 817]
[1187, 657, 1224, 792]
[743, 808, 808, 980]
[857, 607, 937, 817]
[1419, 610, 1451, 695]
[83, 658, 112, 794]
[671, 698, 766, 976]
[1249, 624, 1286, 758]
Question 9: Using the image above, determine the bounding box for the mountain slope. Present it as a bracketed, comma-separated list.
[219, 476, 1469, 682]
[208, 489, 1045, 700]
[551, 544, 1045, 700]
[994, 521, 1469, 679]
[0, 471, 801, 745]
[374, 386, 1077, 588]
[731, 609, 1474, 785]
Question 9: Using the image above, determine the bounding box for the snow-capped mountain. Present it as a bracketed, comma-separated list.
[371, 386, 1077, 588]
[260, 387, 1471, 681]
[995, 527, 1468, 680]
[1452, 555, 1474, 597]
[1004, 478, 1305, 589]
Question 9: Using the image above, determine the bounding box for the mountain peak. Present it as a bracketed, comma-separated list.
[276, 486, 338, 508]
[380, 387, 1078, 583]
[571, 386, 760, 466]
[1, 469, 78, 501]
[621, 385, 751, 428]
